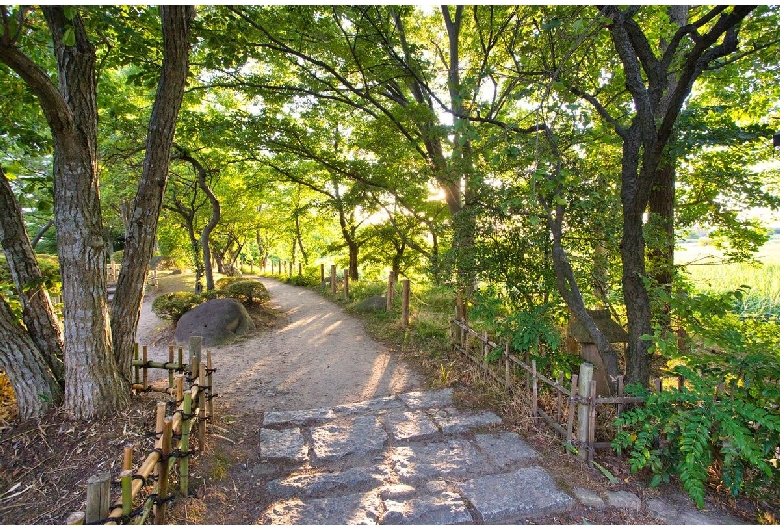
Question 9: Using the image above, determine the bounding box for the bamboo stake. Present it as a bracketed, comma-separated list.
[531, 359, 538, 423]
[136, 496, 154, 525]
[177, 347, 183, 373]
[566, 374, 579, 446]
[189, 336, 202, 382]
[402, 278, 410, 326]
[85, 472, 111, 524]
[343, 269, 349, 300]
[588, 380, 597, 466]
[320, 263, 325, 285]
[180, 390, 192, 497]
[198, 361, 206, 450]
[154, 419, 172, 524]
[123, 444, 133, 472]
[142, 345, 148, 391]
[168, 345, 175, 391]
[206, 350, 214, 422]
[298, 262, 302, 276]
[577, 363, 593, 460]
[330, 265, 337, 294]
[387, 271, 395, 310]
[120, 470, 133, 518]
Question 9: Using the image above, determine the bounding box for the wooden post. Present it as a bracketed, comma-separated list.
[66, 512, 85, 525]
[167, 345, 175, 391]
[566, 374, 579, 446]
[298, 262, 302, 276]
[198, 361, 207, 450]
[180, 390, 193, 497]
[320, 263, 325, 285]
[482, 331, 489, 367]
[330, 265, 337, 294]
[142, 345, 148, 391]
[588, 380, 597, 466]
[85, 472, 111, 524]
[577, 363, 593, 460]
[343, 269, 349, 300]
[133, 343, 140, 386]
[206, 350, 214, 422]
[154, 419, 172, 524]
[271, 260, 275, 275]
[531, 359, 538, 423]
[401, 278, 410, 327]
[177, 346, 183, 372]
[386, 271, 395, 310]
[189, 336, 202, 383]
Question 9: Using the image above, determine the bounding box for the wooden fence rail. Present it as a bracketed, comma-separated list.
[450, 318, 651, 467]
[66, 336, 215, 525]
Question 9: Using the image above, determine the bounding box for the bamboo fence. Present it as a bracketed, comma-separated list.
[66, 336, 215, 525]
[450, 318, 650, 466]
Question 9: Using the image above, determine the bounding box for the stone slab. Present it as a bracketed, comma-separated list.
[267, 466, 386, 498]
[264, 407, 335, 426]
[380, 491, 473, 525]
[473, 432, 537, 468]
[459, 467, 573, 523]
[397, 388, 453, 409]
[572, 487, 605, 509]
[259, 492, 381, 525]
[311, 416, 388, 460]
[431, 407, 502, 434]
[258, 428, 308, 462]
[384, 410, 440, 441]
[333, 396, 403, 416]
[389, 440, 486, 481]
[605, 490, 641, 511]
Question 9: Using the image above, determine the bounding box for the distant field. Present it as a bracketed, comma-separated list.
[677, 236, 780, 316]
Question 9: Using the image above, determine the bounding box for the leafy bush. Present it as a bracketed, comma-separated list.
[615, 286, 780, 508]
[215, 276, 244, 290]
[283, 267, 322, 287]
[225, 280, 269, 304]
[152, 291, 204, 322]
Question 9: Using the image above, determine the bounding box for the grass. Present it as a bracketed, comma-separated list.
[677, 237, 780, 317]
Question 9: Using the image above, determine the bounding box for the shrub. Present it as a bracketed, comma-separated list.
[152, 291, 204, 322]
[215, 276, 244, 290]
[225, 280, 269, 305]
[283, 266, 322, 287]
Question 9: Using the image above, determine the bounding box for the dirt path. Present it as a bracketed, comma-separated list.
[136, 276, 423, 413]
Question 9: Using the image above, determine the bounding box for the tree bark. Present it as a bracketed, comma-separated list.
[112, 5, 194, 376]
[0, 166, 65, 383]
[0, 296, 63, 420]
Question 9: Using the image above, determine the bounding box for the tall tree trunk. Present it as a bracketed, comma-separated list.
[0, 166, 65, 383]
[112, 6, 193, 377]
[0, 296, 63, 420]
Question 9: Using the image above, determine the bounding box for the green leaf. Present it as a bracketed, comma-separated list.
[63, 26, 76, 46]
[63, 6, 77, 20]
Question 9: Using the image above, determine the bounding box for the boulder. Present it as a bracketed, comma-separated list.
[174, 297, 256, 346]
[354, 295, 387, 312]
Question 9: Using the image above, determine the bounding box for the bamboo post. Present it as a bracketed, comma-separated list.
[298, 262, 302, 276]
[482, 331, 489, 367]
[566, 374, 579, 446]
[66, 512, 85, 525]
[330, 265, 337, 294]
[343, 269, 349, 300]
[189, 336, 202, 383]
[556, 372, 564, 424]
[588, 380, 597, 466]
[168, 345, 175, 391]
[177, 346, 183, 372]
[120, 470, 132, 518]
[133, 343, 140, 386]
[401, 278, 410, 327]
[123, 444, 133, 472]
[154, 419, 172, 524]
[174, 374, 184, 435]
[85, 472, 111, 524]
[576, 363, 593, 460]
[206, 350, 214, 422]
[504, 343, 511, 391]
[386, 271, 395, 310]
[155, 401, 166, 439]
[198, 361, 207, 450]
[142, 345, 148, 391]
[531, 359, 538, 423]
[180, 390, 193, 497]
[320, 263, 325, 285]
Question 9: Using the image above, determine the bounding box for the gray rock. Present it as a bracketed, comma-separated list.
[258, 428, 308, 462]
[389, 440, 486, 480]
[458, 467, 574, 523]
[473, 432, 538, 468]
[354, 295, 387, 312]
[174, 297, 255, 346]
[333, 396, 402, 416]
[259, 492, 381, 525]
[572, 487, 605, 509]
[397, 388, 453, 409]
[268, 467, 386, 498]
[263, 407, 335, 426]
[605, 490, 641, 511]
[380, 492, 473, 525]
[430, 407, 502, 434]
[311, 416, 388, 460]
[384, 410, 440, 441]
[376, 484, 417, 501]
